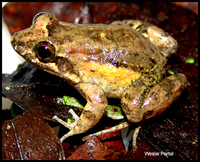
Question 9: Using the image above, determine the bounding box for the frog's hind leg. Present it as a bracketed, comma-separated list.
[120, 73, 187, 151]
[82, 121, 131, 141]
[121, 73, 188, 123]
[53, 83, 108, 142]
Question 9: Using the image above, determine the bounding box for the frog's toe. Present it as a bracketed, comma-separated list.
[52, 115, 77, 142]
[53, 115, 74, 130]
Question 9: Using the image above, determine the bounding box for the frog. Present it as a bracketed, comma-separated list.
[11, 12, 188, 143]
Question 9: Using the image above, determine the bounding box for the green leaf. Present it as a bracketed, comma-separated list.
[5, 86, 10, 90]
[186, 58, 195, 64]
[168, 70, 174, 75]
[62, 95, 84, 108]
[10, 103, 24, 118]
[67, 118, 72, 124]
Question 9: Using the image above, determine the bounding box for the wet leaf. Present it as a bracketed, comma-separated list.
[67, 136, 114, 160]
[2, 62, 83, 123]
[2, 108, 65, 160]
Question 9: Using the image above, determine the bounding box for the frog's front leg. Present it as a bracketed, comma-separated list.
[53, 83, 108, 142]
[121, 73, 188, 123]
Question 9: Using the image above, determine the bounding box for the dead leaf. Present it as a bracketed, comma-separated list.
[2, 108, 65, 160]
[67, 136, 114, 160]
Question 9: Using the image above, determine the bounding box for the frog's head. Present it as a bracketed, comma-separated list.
[11, 12, 58, 63]
[11, 13, 81, 84]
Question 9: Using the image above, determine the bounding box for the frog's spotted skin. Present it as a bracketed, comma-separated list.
[11, 13, 188, 142]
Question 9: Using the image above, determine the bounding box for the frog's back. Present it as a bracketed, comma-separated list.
[57, 21, 166, 74]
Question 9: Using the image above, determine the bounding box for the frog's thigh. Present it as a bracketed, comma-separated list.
[141, 73, 187, 120]
[121, 73, 187, 123]
[122, 20, 178, 56]
[73, 83, 108, 133]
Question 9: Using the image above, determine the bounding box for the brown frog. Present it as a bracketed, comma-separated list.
[11, 12, 188, 143]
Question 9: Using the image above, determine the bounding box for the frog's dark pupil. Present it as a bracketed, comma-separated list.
[37, 45, 51, 60]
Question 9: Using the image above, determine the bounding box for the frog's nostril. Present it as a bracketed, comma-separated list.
[17, 40, 22, 45]
[11, 39, 22, 49]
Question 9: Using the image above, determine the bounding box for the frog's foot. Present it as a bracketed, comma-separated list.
[121, 73, 188, 123]
[82, 121, 131, 141]
[54, 83, 108, 142]
[53, 109, 80, 142]
[82, 121, 141, 152]
[122, 20, 178, 57]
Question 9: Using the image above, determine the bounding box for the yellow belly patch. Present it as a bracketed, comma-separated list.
[78, 62, 141, 90]
[91, 62, 140, 83]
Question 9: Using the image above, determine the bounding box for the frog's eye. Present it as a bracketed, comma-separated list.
[35, 41, 55, 62]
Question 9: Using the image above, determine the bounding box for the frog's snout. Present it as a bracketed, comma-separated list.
[11, 33, 22, 53]
[10, 38, 15, 48]
[11, 34, 18, 51]
[10, 33, 15, 47]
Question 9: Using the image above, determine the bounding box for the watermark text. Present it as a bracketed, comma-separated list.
[144, 151, 174, 157]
